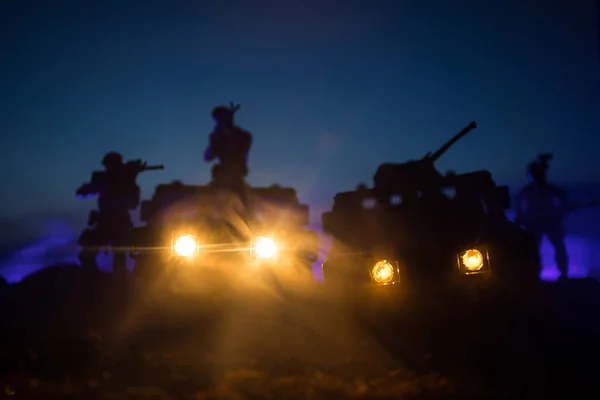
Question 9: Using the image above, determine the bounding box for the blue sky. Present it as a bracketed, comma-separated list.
[1, 0, 599, 228]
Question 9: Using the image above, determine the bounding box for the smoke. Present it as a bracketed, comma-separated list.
[1, 184, 599, 284]
[0, 219, 79, 283]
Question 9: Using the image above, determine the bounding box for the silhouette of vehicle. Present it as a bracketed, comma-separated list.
[129, 181, 318, 281]
[321, 121, 540, 303]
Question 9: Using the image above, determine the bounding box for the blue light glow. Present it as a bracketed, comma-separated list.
[1, 188, 599, 284]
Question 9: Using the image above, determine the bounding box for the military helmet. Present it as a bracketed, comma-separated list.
[526, 160, 547, 182]
[527, 153, 552, 178]
[102, 151, 123, 167]
[212, 106, 232, 118]
[527, 161, 543, 174]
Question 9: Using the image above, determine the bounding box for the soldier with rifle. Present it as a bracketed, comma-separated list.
[514, 153, 570, 280]
[76, 152, 164, 276]
[204, 103, 253, 207]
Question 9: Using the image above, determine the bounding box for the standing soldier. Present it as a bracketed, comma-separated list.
[76, 152, 163, 276]
[204, 103, 253, 206]
[515, 153, 570, 280]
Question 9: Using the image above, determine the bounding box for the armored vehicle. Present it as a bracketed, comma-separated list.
[129, 181, 319, 281]
[321, 121, 540, 300]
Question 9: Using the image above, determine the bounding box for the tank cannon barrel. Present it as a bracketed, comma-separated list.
[423, 121, 477, 162]
[373, 121, 477, 193]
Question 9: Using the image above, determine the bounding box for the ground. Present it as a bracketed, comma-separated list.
[0, 263, 599, 399]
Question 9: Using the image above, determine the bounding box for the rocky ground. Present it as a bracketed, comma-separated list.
[0, 263, 599, 399]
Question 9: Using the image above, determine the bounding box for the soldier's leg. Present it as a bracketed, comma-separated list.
[519, 230, 542, 280]
[211, 164, 222, 184]
[218, 194, 250, 241]
[220, 165, 248, 206]
[546, 226, 569, 279]
[221, 167, 250, 229]
[109, 221, 132, 278]
[77, 228, 103, 272]
[111, 250, 128, 278]
[527, 230, 543, 264]
[237, 179, 249, 210]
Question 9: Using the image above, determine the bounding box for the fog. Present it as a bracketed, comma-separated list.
[1, 184, 599, 283]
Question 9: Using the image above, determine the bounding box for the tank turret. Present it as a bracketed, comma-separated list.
[373, 121, 477, 195]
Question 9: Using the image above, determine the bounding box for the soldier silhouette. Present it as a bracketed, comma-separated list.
[204, 103, 253, 206]
[515, 153, 570, 280]
[76, 152, 151, 277]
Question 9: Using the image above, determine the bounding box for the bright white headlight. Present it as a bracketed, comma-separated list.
[461, 249, 484, 272]
[174, 235, 197, 257]
[254, 237, 277, 258]
[371, 260, 395, 284]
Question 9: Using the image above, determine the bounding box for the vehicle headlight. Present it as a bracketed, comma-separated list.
[173, 234, 198, 257]
[371, 260, 396, 284]
[461, 249, 484, 272]
[253, 236, 277, 259]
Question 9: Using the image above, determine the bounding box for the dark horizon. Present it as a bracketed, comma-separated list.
[1, 179, 600, 239]
[2, 181, 600, 285]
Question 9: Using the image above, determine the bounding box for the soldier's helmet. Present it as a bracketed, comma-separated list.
[102, 152, 123, 169]
[527, 153, 553, 183]
[212, 106, 232, 119]
[527, 160, 547, 183]
[211, 106, 229, 116]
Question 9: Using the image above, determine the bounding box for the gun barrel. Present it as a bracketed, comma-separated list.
[428, 121, 477, 162]
[144, 165, 165, 171]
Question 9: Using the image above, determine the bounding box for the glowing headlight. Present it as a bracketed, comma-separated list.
[371, 260, 395, 284]
[174, 235, 197, 257]
[461, 249, 484, 271]
[254, 237, 277, 259]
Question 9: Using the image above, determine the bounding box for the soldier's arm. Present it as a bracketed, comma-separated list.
[235, 128, 252, 153]
[204, 132, 217, 161]
[76, 182, 101, 198]
[204, 145, 214, 162]
[554, 186, 570, 211]
[558, 187, 568, 204]
[245, 130, 253, 152]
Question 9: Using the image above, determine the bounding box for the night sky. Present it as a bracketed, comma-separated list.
[2, 0, 599, 232]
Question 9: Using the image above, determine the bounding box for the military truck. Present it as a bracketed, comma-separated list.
[321, 121, 540, 302]
[129, 181, 318, 281]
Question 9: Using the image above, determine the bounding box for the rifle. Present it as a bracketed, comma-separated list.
[123, 160, 164, 174]
[569, 199, 600, 213]
[515, 199, 600, 229]
[76, 161, 164, 199]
